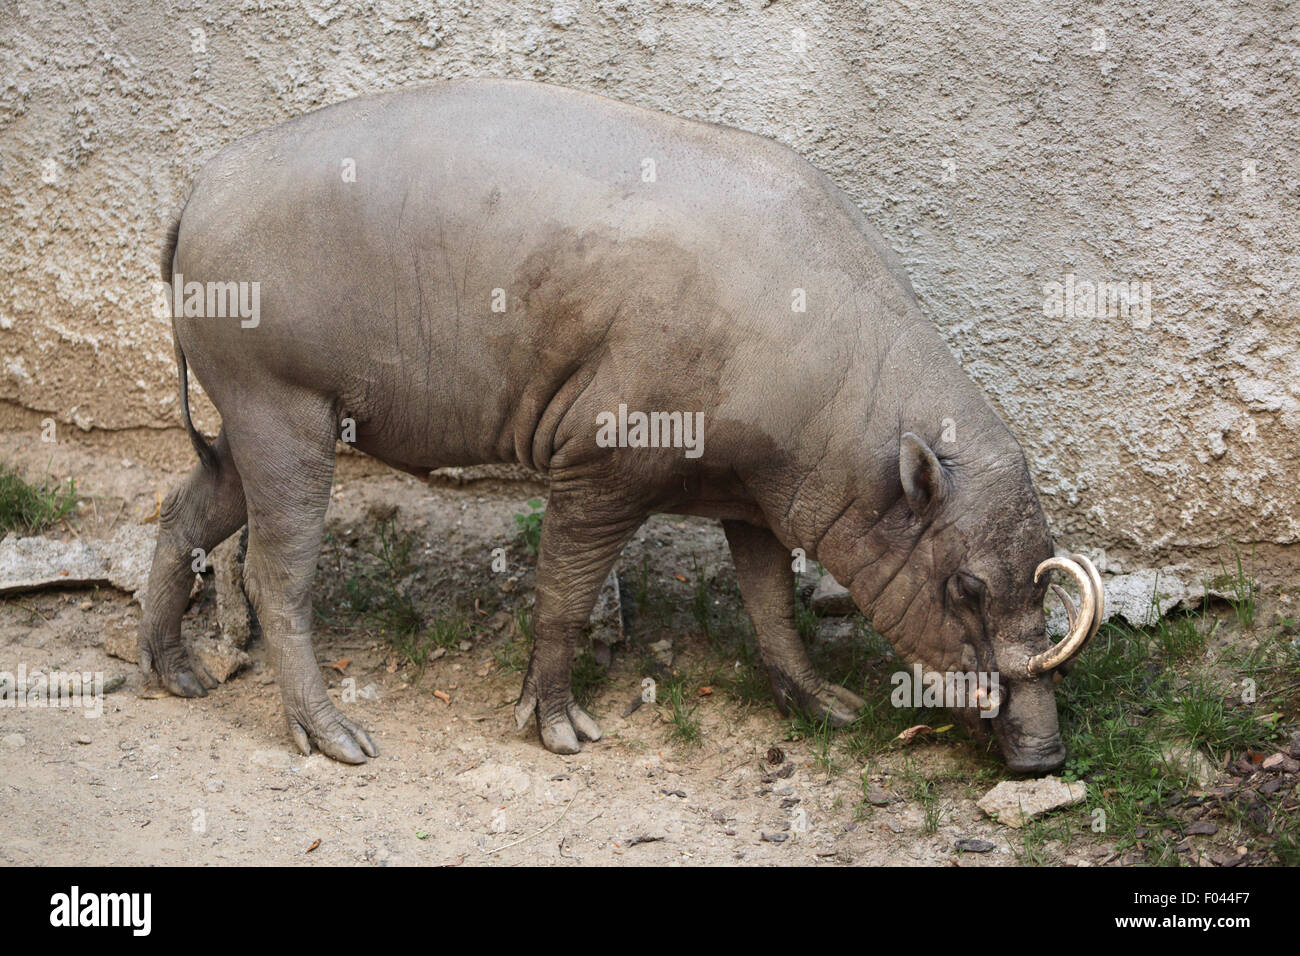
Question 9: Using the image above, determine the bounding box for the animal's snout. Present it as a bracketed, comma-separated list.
[1001, 733, 1067, 774]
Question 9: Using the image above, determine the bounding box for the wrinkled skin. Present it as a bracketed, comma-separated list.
[141, 79, 1068, 771]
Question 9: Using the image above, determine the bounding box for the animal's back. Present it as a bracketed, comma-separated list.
[172, 80, 919, 472]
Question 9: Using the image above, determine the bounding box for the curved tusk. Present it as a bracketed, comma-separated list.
[1072, 552, 1105, 649]
[1050, 583, 1076, 632]
[1029, 555, 1097, 676]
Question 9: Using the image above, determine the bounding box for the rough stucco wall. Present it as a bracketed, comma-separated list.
[1, 0, 1297, 580]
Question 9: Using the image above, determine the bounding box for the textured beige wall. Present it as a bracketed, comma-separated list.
[2, 0, 1297, 580]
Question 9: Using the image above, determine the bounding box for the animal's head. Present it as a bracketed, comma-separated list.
[852, 431, 1103, 774]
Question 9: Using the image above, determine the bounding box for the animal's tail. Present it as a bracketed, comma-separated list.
[162, 206, 218, 472]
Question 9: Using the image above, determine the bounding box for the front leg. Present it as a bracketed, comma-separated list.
[723, 520, 865, 726]
[514, 484, 645, 754]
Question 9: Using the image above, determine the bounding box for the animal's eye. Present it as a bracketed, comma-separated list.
[947, 572, 984, 605]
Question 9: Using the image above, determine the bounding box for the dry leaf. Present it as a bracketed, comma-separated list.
[329, 658, 350, 674]
[674, 573, 688, 583]
[306, 839, 321, 853]
[895, 724, 934, 744]
[697, 686, 713, 697]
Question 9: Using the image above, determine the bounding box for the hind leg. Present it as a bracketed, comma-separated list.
[227, 394, 377, 764]
[514, 481, 647, 754]
[139, 429, 247, 697]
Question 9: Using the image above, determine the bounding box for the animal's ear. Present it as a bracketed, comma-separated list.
[899, 432, 947, 516]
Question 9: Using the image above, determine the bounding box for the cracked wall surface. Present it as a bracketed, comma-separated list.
[1, 0, 1297, 581]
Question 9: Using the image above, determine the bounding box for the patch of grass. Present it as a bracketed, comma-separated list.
[513, 498, 545, 556]
[689, 555, 715, 639]
[1015, 815, 1076, 865]
[1220, 543, 1257, 632]
[714, 636, 771, 707]
[1151, 578, 1213, 661]
[493, 613, 532, 673]
[336, 518, 422, 634]
[572, 649, 608, 708]
[787, 710, 838, 774]
[794, 590, 819, 642]
[0, 462, 78, 535]
[1054, 562, 1294, 862]
[660, 674, 702, 746]
[899, 757, 948, 834]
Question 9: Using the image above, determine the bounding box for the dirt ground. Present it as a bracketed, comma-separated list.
[0, 427, 1125, 867]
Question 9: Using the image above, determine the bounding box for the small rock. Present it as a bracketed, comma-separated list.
[251, 749, 295, 771]
[1159, 742, 1219, 789]
[955, 838, 996, 853]
[103, 625, 139, 664]
[811, 575, 855, 616]
[648, 638, 673, 667]
[976, 775, 1086, 828]
[2, 733, 25, 748]
[75, 734, 92, 745]
[211, 529, 254, 648]
[188, 636, 251, 683]
[760, 832, 788, 843]
[1185, 820, 1218, 836]
[1261, 753, 1300, 773]
[102, 674, 126, 694]
[863, 790, 900, 806]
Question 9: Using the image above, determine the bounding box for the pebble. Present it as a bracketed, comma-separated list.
[251, 749, 295, 770]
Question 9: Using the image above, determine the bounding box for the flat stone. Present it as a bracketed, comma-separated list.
[188, 636, 251, 683]
[648, 638, 673, 667]
[811, 574, 855, 616]
[1045, 565, 1237, 636]
[1159, 741, 1219, 789]
[955, 838, 996, 853]
[250, 749, 295, 771]
[977, 775, 1087, 828]
[0, 525, 156, 602]
[211, 528, 253, 648]
[104, 624, 248, 684]
[103, 624, 139, 664]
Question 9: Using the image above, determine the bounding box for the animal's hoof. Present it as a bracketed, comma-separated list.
[286, 703, 379, 764]
[515, 690, 602, 755]
[772, 670, 865, 727]
[139, 640, 217, 698]
[819, 683, 867, 727]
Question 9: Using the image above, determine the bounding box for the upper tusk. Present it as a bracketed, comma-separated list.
[1028, 554, 1098, 676]
[1073, 552, 1105, 649]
